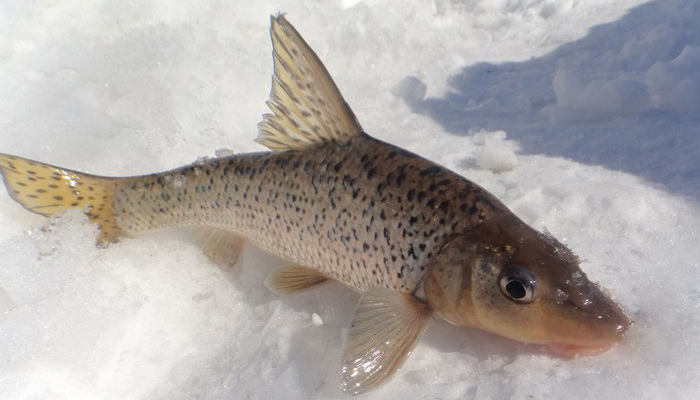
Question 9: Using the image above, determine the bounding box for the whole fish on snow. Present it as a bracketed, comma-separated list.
[0, 15, 629, 395]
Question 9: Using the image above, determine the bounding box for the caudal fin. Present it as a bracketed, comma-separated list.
[0, 153, 123, 242]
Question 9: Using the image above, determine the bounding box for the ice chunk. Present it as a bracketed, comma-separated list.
[474, 130, 518, 173]
[215, 148, 235, 158]
[164, 174, 187, 188]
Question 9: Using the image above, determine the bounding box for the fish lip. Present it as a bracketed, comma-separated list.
[545, 342, 616, 358]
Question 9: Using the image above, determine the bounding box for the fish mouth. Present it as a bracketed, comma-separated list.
[545, 342, 616, 358]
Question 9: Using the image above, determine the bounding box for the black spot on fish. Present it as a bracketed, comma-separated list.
[419, 166, 442, 177]
[342, 174, 354, 189]
[406, 189, 416, 201]
[417, 191, 426, 202]
[367, 167, 377, 179]
[396, 172, 406, 186]
[408, 246, 418, 260]
[439, 201, 449, 213]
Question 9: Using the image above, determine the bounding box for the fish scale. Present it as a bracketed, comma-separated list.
[113, 133, 505, 293]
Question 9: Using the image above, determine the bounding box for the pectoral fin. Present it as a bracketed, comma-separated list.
[264, 264, 328, 295]
[192, 227, 245, 268]
[341, 286, 432, 395]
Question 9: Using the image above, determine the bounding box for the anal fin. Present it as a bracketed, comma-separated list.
[264, 264, 328, 295]
[192, 227, 245, 268]
[341, 286, 432, 395]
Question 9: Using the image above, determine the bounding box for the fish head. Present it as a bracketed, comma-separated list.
[424, 215, 629, 357]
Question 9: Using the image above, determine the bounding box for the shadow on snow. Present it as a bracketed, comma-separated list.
[409, 0, 700, 200]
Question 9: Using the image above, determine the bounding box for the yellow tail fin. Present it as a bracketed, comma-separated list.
[0, 153, 123, 242]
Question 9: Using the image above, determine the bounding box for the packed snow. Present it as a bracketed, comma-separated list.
[1, 0, 699, 399]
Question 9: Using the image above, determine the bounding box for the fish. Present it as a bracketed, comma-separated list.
[0, 14, 629, 395]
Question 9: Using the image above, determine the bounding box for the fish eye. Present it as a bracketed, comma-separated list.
[498, 265, 536, 303]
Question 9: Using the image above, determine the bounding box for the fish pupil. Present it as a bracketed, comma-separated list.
[505, 280, 526, 299]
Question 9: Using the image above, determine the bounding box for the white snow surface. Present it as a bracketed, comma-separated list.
[1, 0, 699, 399]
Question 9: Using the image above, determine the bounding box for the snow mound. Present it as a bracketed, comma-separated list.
[549, 3, 700, 122]
[647, 45, 700, 112]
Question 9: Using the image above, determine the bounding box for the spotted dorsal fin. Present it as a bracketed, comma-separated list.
[256, 15, 363, 151]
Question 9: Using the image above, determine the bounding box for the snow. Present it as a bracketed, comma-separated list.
[473, 130, 518, 173]
[0, 0, 699, 399]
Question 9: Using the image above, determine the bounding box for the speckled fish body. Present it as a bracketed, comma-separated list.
[113, 133, 503, 294]
[0, 15, 630, 396]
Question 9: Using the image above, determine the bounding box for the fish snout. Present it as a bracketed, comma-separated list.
[549, 279, 630, 354]
[586, 284, 630, 341]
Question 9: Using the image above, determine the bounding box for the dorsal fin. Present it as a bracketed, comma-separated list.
[256, 15, 363, 151]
